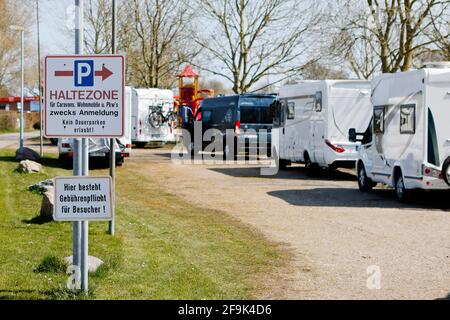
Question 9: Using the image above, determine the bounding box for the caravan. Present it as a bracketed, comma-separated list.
[353, 62, 450, 201]
[131, 88, 177, 147]
[273, 80, 372, 173]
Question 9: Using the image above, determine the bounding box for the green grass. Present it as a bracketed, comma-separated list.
[0, 149, 286, 300]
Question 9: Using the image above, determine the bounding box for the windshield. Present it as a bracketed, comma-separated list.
[201, 97, 237, 125]
[240, 97, 274, 124]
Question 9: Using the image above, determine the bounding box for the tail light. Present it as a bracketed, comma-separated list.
[62, 143, 71, 148]
[325, 140, 345, 153]
[235, 120, 241, 136]
[422, 163, 442, 179]
[125, 144, 131, 149]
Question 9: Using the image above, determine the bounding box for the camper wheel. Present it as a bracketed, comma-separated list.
[394, 168, 409, 202]
[357, 162, 375, 192]
[279, 159, 290, 170]
[304, 152, 319, 176]
[134, 142, 147, 148]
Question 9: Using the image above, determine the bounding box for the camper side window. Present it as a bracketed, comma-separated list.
[400, 104, 415, 134]
[315, 91, 322, 112]
[373, 106, 385, 134]
[287, 102, 295, 120]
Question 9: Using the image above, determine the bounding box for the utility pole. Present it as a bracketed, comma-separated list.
[10, 26, 25, 150]
[36, 0, 43, 158]
[108, 0, 117, 236]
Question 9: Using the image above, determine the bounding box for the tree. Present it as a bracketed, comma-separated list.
[0, 0, 34, 96]
[331, 0, 448, 77]
[300, 62, 348, 80]
[83, 0, 197, 89]
[196, 0, 321, 93]
[428, 2, 450, 60]
[84, 0, 112, 54]
[130, 0, 199, 88]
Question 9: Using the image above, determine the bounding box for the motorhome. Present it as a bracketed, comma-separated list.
[272, 80, 372, 173]
[352, 62, 450, 201]
[131, 88, 177, 147]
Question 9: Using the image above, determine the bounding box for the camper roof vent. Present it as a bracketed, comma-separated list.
[423, 61, 450, 69]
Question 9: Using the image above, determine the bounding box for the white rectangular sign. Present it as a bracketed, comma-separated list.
[54, 176, 113, 221]
[44, 55, 125, 137]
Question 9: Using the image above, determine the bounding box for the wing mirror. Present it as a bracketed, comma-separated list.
[348, 128, 357, 143]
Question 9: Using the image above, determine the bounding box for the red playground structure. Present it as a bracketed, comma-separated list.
[176, 65, 214, 126]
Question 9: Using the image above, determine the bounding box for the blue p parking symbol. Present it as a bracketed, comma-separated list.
[74, 60, 94, 87]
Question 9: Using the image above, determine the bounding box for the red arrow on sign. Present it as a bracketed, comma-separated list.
[54, 65, 114, 81]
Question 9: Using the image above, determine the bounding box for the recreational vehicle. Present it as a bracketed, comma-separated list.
[272, 80, 372, 173]
[131, 88, 177, 147]
[352, 62, 450, 201]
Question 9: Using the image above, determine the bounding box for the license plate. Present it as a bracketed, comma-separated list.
[91, 152, 106, 157]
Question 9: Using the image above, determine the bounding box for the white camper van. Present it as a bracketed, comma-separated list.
[353, 63, 450, 201]
[273, 80, 372, 173]
[131, 88, 177, 147]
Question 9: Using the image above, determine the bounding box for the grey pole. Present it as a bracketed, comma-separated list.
[74, 0, 89, 294]
[36, 0, 43, 158]
[81, 138, 89, 293]
[72, 0, 83, 291]
[20, 29, 24, 150]
[108, 0, 117, 236]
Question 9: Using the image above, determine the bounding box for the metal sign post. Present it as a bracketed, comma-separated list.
[45, 0, 124, 295]
[108, 0, 117, 236]
[73, 0, 83, 291]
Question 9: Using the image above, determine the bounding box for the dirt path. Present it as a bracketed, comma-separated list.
[129, 148, 450, 300]
[0, 131, 40, 149]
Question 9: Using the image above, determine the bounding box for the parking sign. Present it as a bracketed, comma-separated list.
[44, 55, 125, 137]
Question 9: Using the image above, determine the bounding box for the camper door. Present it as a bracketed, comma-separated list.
[312, 92, 325, 164]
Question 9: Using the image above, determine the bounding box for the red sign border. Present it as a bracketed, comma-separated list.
[44, 55, 125, 138]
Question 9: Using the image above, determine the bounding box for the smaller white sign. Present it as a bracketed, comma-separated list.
[54, 176, 112, 221]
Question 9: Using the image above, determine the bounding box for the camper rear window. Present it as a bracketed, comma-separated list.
[239, 97, 275, 124]
[374, 106, 385, 134]
[400, 104, 415, 134]
[287, 102, 295, 119]
[202, 107, 234, 124]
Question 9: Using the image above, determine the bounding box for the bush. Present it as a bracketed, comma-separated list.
[0, 112, 17, 132]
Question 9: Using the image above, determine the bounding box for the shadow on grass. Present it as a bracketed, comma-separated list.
[0, 288, 94, 300]
[0, 155, 72, 170]
[22, 215, 53, 225]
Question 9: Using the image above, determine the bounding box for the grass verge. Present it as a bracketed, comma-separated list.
[0, 149, 286, 299]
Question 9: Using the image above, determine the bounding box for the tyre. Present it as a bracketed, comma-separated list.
[134, 142, 147, 148]
[149, 111, 163, 128]
[394, 171, 409, 202]
[304, 153, 319, 176]
[357, 163, 375, 192]
[279, 159, 290, 170]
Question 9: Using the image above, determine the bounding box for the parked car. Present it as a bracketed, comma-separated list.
[191, 94, 276, 159]
[352, 62, 450, 201]
[58, 138, 128, 167]
[272, 80, 372, 173]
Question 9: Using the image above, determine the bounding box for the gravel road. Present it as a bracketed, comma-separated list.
[129, 148, 450, 300]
